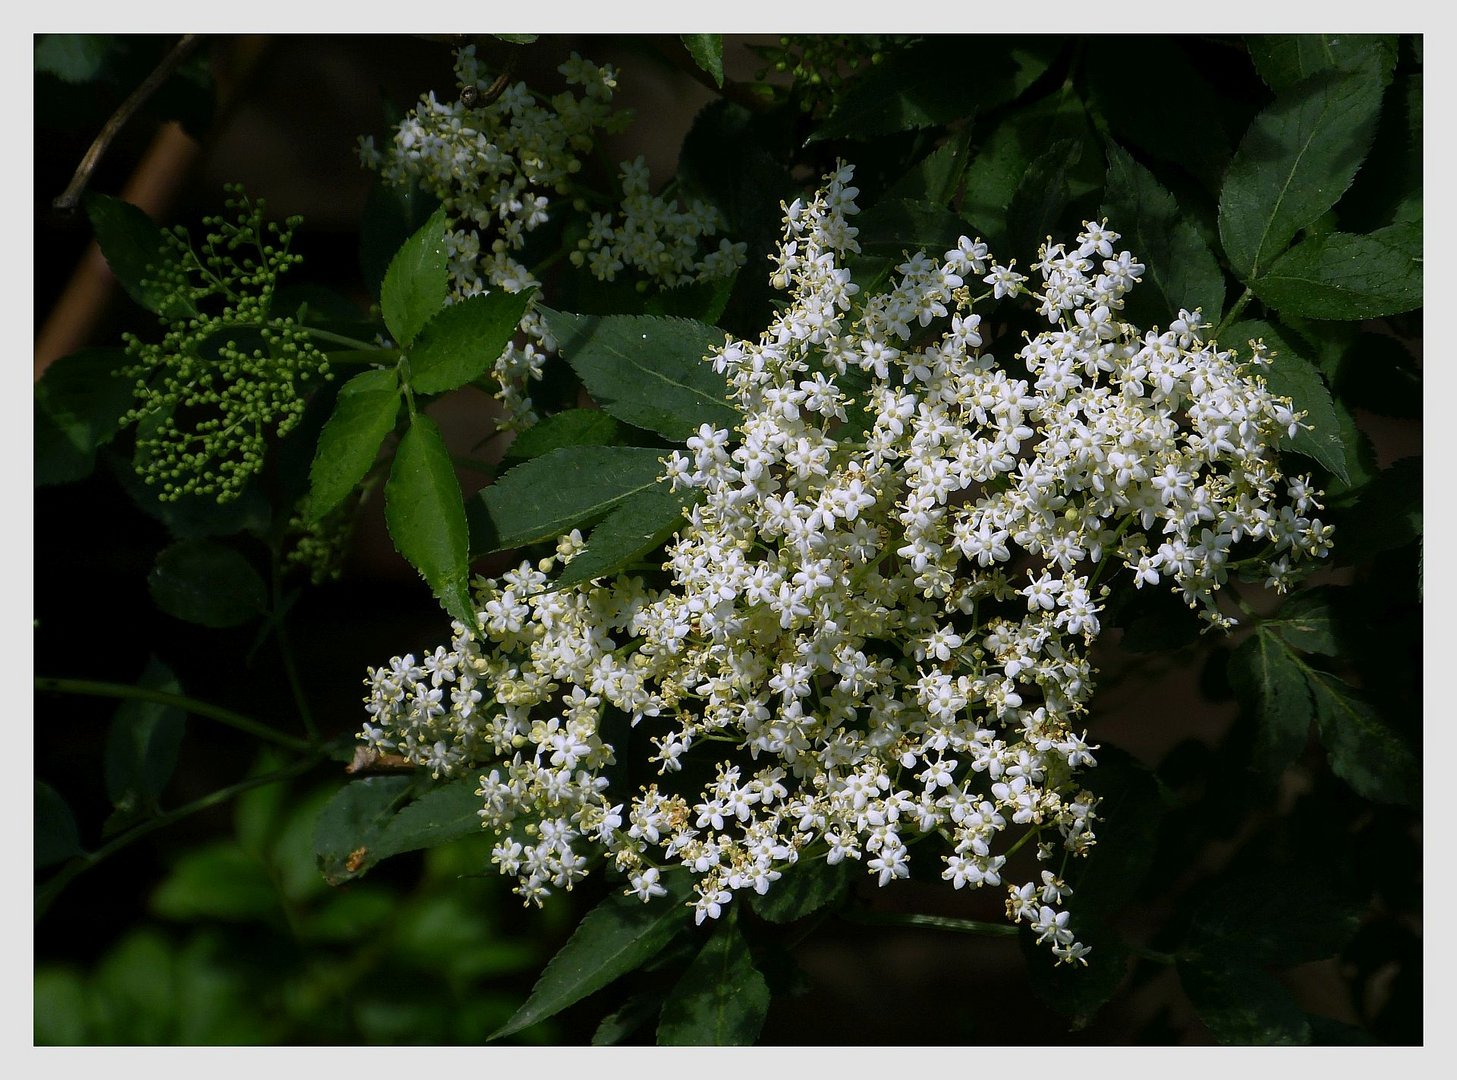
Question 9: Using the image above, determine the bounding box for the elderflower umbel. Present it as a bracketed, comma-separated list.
[359, 163, 1330, 965]
[362, 47, 744, 430]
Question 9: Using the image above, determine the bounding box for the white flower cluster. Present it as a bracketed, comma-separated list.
[359, 164, 1330, 964]
[360, 47, 743, 429]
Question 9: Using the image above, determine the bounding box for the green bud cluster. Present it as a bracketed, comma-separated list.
[755, 35, 900, 114]
[284, 491, 362, 586]
[122, 184, 330, 502]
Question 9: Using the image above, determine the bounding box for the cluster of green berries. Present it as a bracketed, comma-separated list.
[753, 35, 898, 113]
[284, 491, 363, 586]
[122, 185, 330, 503]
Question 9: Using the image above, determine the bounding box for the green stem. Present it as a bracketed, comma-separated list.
[34, 755, 322, 920]
[304, 327, 388, 351]
[35, 677, 313, 754]
[840, 909, 1019, 938]
[1212, 288, 1253, 341]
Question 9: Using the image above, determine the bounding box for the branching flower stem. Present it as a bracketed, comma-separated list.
[35, 677, 314, 754]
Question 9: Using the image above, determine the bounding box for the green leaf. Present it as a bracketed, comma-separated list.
[1250, 224, 1422, 320]
[307, 366, 400, 522]
[748, 855, 852, 924]
[313, 776, 416, 886]
[1178, 959, 1311, 1045]
[501, 409, 624, 465]
[1247, 34, 1398, 95]
[681, 34, 724, 88]
[472, 445, 670, 555]
[553, 484, 695, 589]
[1228, 629, 1314, 781]
[1188, 866, 1366, 966]
[380, 205, 449, 347]
[384, 414, 475, 629]
[313, 777, 485, 886]
[408, 288, 535, 395]
[83, 194, 189, 318]
[541, 309, 738, 441]
[492, 34, 538, 45]
[104, 658, 185, 812]
[150, 841, 278, 922]
[34, 967, 90, 1044]
[1264, 588, 1342, 656]
[148, 539, 267, 628]
[657, 914, 770, 1045]
[34, 348, 134, 486]
[1307, 669, 1419, 806]
[490, 873, 694, 1041]
[1218, 65, 1385, 280]
[1101, 145, 1226, 327]
[35, 781, 84, 870]
[1223, 319, 1348, 483]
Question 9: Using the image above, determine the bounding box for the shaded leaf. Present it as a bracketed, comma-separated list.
[103, 658, 185, 812]
[472, 445, 669, 555]
[360, 173, 441, 302]
[1188, 866, 1366, 967]
[1307, 670, 1419, 806]
[961, 93, 1091, 243]
[1020, 920, 1129, 1030]
[541, 309, 738, 441]
[34, 34, 119, 83]
[1265, 587, 1343, 656]
[36, 781, 84, 870]
[808, 37, 1056, 144]
[84, 194, 190, 318]
[1250, 224, 1422, 320]
[553, 484, 695, 589]
[1086, 38, 1232, 192]
[1218, 65, 1385, 279]
[1228, 629, 1314, 781]
[109, 455, 271, 540]
[490, 873, 694, 1041]
[1330, 457, 1421, 565]
[1101, 144, 1226, 327]
[1006, 137, 1084, 259]
[855, 199, 977, 259]
[150, 842, 278, 922]
[681, 34, 724, 88]
[748, 855, 852, 924]
[1248, 34, 1398, 95]
[148, 539, 266, 628]
[502, 409, 624, 465]
[1224, 319, 1348, 483]
[879, 130, 972, 207]
[408, 288, 535, 395]
[657, 914, 770, 1045]
[593, 989, 667, 1045]
[307, 366, 400, 522]
[313, 776, 416, 886]
[381, 205, 449, 347]
[1066, 747, 1162, 917]
[34, 348, 134, 486]
[384, 414, 475, 629]
[1179, 959, 1311, 1045]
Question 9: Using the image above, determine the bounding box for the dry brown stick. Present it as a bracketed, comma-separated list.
[52, 33, 206, 213]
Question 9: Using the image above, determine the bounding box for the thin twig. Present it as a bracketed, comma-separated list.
[53, 34, 206, 212]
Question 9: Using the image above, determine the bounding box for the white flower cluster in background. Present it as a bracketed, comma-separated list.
[359, 47, 744, 429]
[358, 163, 1331, 964]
